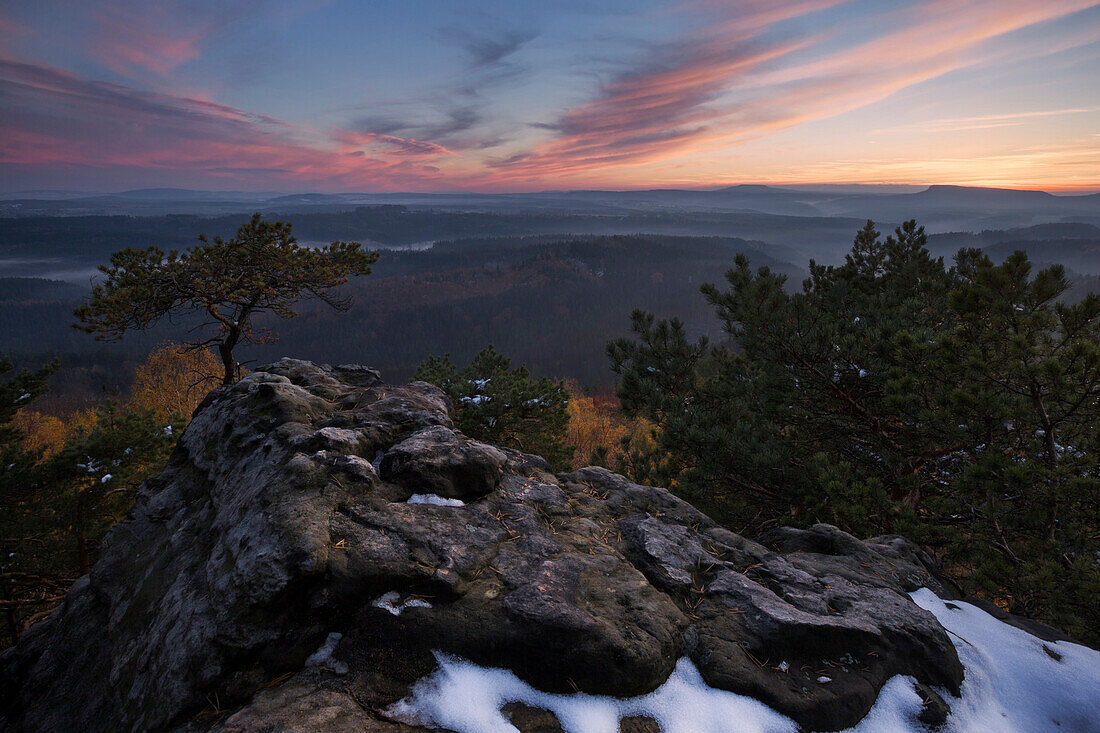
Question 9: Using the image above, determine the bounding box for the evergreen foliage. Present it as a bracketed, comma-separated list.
[1, 358, 60, 633]
[0, 357, 57, 493]
[74, 213, 378, 385]
[609, 220, 1100, 642]
[38, 403, 181, 575]
[416, 346, 573, 470]
[0, 357, 179, 644]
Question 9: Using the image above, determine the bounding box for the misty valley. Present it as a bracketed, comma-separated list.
[3, 185, 1100, 406]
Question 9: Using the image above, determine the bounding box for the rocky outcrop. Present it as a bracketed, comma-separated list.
[0, 360, 964, 732]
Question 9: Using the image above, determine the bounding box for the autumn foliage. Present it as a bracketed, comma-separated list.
[1, 343, 213, 644]
[130, 342, 222, 420]
[564, 386, 654, 470]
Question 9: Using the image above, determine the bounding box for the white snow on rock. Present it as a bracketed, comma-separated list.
[906, 588, 1100, 732]
[386, 591, 1100, 733]
[407, 494, 465, 507]
[388, 655, 794, 733]
[373, 591, 433, 616]
[305, 631, 348, 675]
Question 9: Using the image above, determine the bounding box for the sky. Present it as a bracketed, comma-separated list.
[1, 0, 1098, 193]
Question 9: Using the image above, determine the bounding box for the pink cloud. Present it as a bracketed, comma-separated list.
[334, 130, 458, 158]
[490, 0, 1099, 183]
[87, 2, 210, 76]
[83, 0, 335, 78]
[0, 10, 32, 39]
[0, 58, 467, 191]
[2, 0, 1095, 192]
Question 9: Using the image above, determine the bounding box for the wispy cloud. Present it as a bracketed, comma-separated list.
[447, 29, 538, 69]
[334, 129, 457, 157]
[83, 0, 331, 78]
[871, 107, 1098, 134]
[0, 8, 33, 40]
[352, 106, 483, 145]
[348, 27, 538, 155]
[0, 58, 461, 190]
[491, 0, 1099, 182]
[1, 0, 1096, 191]
[83, 0, 226, 76]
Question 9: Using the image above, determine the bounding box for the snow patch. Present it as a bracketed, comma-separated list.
[305, 632, 348, 675]
[909, 588, 1100, 732]
[386, 592, 1100, 733]
[373, 591, 433, 616]
[388, 655, 794, 733]
[408, 494, 465, 507]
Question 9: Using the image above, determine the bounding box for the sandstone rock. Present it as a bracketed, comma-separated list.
[378, 425, 507, 499]
[619, 715, 662, 732]
[0, 360, 965, 733]
[211, 670, 416, 733]
[501, 702, 565, 732]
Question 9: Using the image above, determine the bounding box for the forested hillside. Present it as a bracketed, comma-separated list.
[1, 233, 800, 393]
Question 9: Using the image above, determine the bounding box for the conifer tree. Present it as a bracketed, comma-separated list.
[610, 220, 1100, 641]
[0, 357, 59, 644]
[75, 214, 378, 385]
[39, 403, 180, 575]
[0, 357, 56, 491]
[416, 346, 573, 470]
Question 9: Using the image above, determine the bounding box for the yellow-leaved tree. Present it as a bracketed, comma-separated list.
[565, 384, 654, 470]
[130, 342, 222, 421]
[10, 410, 69, 458]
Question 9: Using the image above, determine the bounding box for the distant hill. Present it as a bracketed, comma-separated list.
[927, 223, 1100, 274]
[0, 207, 855, 275]
[815, 186, 1100, 231]
[4, 185, 1098, 233]
[915, 184, 1059, 205]
[982, 240, 1100, 275]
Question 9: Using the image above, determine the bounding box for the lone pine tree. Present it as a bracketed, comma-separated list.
[75, 213, 378, 385]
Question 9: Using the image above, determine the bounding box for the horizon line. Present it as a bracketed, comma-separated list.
[3, 182, 1100, 197]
